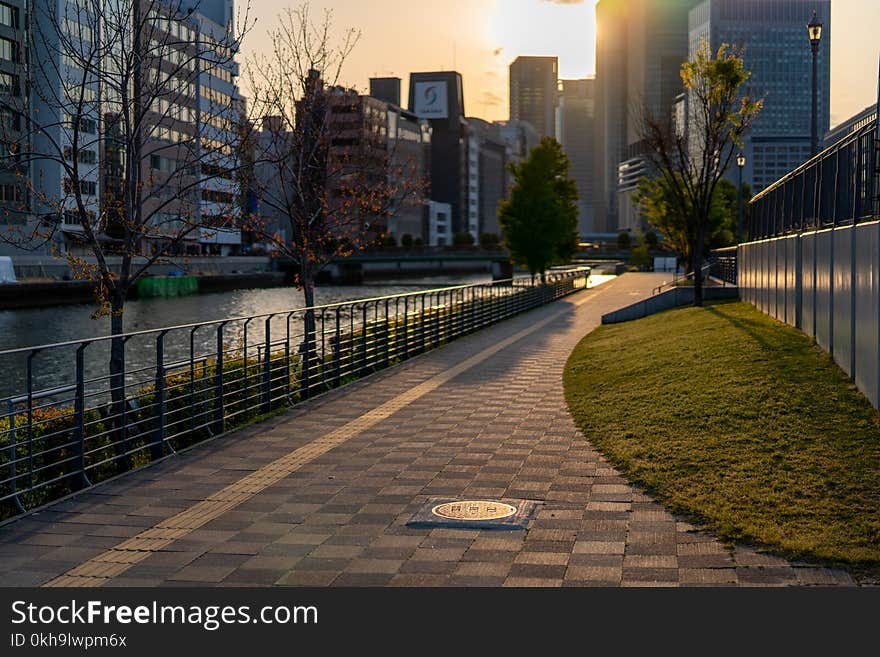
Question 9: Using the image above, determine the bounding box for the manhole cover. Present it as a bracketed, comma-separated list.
[432, 501, 518, 521]
[408, 498, 540, 530]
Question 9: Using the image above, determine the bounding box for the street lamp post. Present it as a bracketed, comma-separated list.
[807, 11, 823, 156]
[736, 153, 746, 243]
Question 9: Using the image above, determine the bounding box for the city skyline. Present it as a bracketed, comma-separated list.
[244, 0, 880, 129]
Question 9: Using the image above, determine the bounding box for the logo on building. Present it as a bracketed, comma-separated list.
[414, 81, 449, 119]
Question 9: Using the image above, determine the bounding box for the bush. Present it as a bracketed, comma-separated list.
[401, 233, 414, 248]
[644, 230, 659, 248]
[630, 244, 653, 270]
[452, 232, 475, 247]
[479, 233, 500, 249]
[413, 237, 424, 247]
[382, 234, 397, 247]
[617, 231, 632, 250]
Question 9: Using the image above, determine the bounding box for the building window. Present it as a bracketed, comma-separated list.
[63, 178, 97, 196]
[0, 3, 17, 29]
[0, 71, 19, 95]
[0, 36, 16, 62]
[64, 147, 97, 164]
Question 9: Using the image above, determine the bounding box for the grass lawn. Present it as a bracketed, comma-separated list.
[563, 300, 880, 570]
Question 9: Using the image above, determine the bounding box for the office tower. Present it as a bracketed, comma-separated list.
[408, 71, 468, 234]
[559, 78, 596, 235]
[594, 0, 698, 232]
[30, 1, 103, 246]
[689, 0, 831, 193]
[385, 104, 431, 242]
[465, 118, 508, 239]
[370, 77, 402, 107]
[0, 0, 28, 242]
[509, 56, 558, 139]
[195, 2, 243, 255]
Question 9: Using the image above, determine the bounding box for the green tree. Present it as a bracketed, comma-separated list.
[636, 41, 762, 305]
[479, 232, 500, 249]
[636, 176, 752, 270]
[617, 231, 632, 251]
[498, 138, 579, 282]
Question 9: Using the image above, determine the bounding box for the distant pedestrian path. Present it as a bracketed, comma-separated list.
[0, 274, 854, 586]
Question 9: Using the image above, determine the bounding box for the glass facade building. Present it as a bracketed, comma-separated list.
[689, 0, 831, 193]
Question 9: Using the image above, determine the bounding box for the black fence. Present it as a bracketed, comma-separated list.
[0, 270, 590, 520]
[709, 247, 738, 285]
[750, 121, 879, 239]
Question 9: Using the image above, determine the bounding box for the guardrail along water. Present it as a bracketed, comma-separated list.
[0, 270, 589, 519]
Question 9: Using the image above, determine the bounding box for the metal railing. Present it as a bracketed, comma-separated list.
[709, 247, 738, 286]
[0, 269, 590, 519]
[652, 262, 712, 295]
[749, 121, 879, 239]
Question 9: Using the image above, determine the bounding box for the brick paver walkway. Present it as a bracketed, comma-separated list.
[0, 274, 856, 586]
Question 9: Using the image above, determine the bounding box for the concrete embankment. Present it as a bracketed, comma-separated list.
[0, 272, 286, 309]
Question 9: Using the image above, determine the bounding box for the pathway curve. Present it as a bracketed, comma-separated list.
[0, 274, 855, 587]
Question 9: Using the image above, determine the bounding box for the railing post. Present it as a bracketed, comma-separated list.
[152, 331, 167, 461]
[334, 308, 342, 388]
[214, 322, 226, 434]
[189, 329, 197, 436]
[421, 294, 427, 353]
[74, 343, 90, 489]
[360, 304, 368, 374]
[301, 313, 312, 400]
[384, 299, 390, 368]
[285, 313, 293, 402]
[263, 316, 273, 413]
[403, 297, 409, 360]
[25, 350, 37, 500]
[5, 396, 24, 513]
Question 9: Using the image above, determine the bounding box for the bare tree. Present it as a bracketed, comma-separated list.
[246, 4, 426, 315]
[0, 0, 251, 467]
[636, 41, 762, 306]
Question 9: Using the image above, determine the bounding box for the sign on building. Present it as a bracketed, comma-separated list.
[413, 81, 449, 119]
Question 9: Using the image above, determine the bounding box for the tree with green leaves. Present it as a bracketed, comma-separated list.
[636, 41, 762, 305]
[498, 138, 578, 282]
[636, 176, 752, 272]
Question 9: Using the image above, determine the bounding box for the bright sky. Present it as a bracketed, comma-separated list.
[241, 0, 880, 128]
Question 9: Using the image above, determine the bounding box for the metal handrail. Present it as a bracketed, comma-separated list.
[653, 262, 711, 295]
[0, 268, 591, 519]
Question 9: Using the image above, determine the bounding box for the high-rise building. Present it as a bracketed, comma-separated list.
[594, 0, 698, 232]
[194, 1, 243, 255]
[0, 1, 29, 246]
[465, 118, 508, 240]
[1, 1, 244, 256]
[509, 56, 558, 139]
[559, 78, 596, 235]
[408, 71, 468, 235]
[30, 0, 103, 248]
[370, 77, 402, 107]
[689, 0, 831, 193]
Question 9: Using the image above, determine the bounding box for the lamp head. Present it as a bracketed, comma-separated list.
[737, 153, 746, 168]
[807, 11, 823, 47]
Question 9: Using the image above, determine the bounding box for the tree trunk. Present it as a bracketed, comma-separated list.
[108, 290, 132, 472]
[299, 260, 318, 398]
[693, 220, 707, 307]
